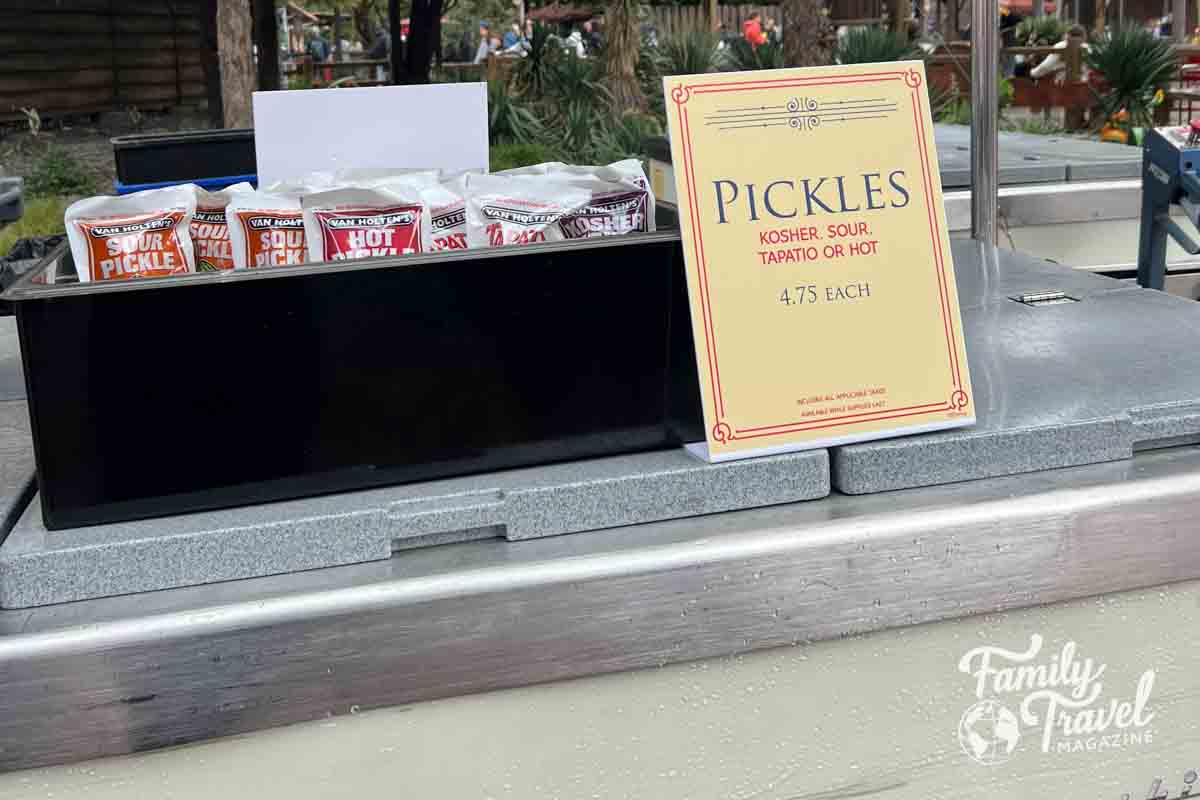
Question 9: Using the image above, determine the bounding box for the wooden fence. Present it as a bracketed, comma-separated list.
[0, 0, 208, 123]
[648, 0, 882, 38]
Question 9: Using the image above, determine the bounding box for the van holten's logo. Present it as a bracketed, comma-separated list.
[956, 635, 1155, 766]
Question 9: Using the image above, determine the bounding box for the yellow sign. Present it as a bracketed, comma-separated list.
[664, 62, 974, 461]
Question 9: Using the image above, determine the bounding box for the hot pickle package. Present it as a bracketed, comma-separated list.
[227, 191, 307, 269]
[65, 185, 196, 283]
[301, 185, 425, 262]
[191, 182, 253, 272]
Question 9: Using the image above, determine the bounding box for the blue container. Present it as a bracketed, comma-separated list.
[113, 174, 258, 195]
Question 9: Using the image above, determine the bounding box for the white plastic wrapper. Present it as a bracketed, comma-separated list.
[301, 184, 426, 262]
[65, 185, 196, 283]
[262, 168, 440, 195]
[419, 173, 470, 252]
[464, 174, 591, 249]
[495, 159, 655, 239]
[190, 182, 253, 272]
[226, 191, 307, 269]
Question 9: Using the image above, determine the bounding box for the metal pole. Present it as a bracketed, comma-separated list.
[1173, 0, 1187, 40]
[971, 0, 998, 243]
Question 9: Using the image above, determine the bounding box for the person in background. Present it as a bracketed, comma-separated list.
[1030, 24, 1090, 82]
[367, 25, 390, 60]
[306, 27, 330, 63]
[764, 17, 781, 45]
[565, 28, 586, 58]
[489, 35, 503, 56]
[743, 12, 767, 48]
[503, 21, 520, 49]
[473, 22, 492, 63]
[583, 18, 603, 54]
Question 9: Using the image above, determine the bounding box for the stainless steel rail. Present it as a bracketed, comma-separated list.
[4, 445, 1200, 771]
[971, 0, 999, 242]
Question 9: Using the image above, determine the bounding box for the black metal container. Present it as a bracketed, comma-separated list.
[5, 232, 704, 529]
[111, 129, 257, 186]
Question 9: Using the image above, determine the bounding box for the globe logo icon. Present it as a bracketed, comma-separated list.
[958, 700, 1020, 765]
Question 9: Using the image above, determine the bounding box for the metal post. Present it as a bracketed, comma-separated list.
[1173, 0, 1187, 40]
[971, 0, 998, 243]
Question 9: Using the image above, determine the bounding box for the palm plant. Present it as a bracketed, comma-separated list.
[488, 81, 544, 146]
[511, 21, 555, 98]
[721, 38, 787, 71]
[833, 26, 922, 64]
[1014, 15, 1068, 46]
[1086, 25, 1176, 130]
[658, 29, 723, 75]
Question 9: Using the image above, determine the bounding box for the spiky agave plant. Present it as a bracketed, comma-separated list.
[658, 28, 723, 75]
[1086, 26, 1176, 130]
[721, 37, 786, 71]
[1014, 15, 1069, 46]
[833, 26, 921, 65]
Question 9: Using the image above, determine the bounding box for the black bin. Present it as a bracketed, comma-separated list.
[5, 232, 704, 529]
[112, 129, 257, 186]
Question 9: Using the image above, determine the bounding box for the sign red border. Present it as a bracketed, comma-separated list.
[672, 68, 968, 446]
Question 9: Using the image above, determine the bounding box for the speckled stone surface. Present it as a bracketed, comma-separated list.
[932, 125, 1141, 187]
[833, 249, 1200, 494]
[0, 318, 33, 537]
[949, 238, 1126, 310]
[0, 447, 829, 608]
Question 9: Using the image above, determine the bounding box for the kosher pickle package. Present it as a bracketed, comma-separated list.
[61, 160, 657, 283]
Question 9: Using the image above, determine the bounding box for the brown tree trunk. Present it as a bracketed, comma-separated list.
[891, 0, 913, 36]
[604, 0, 646, 112]
[781, 0, 831, 68]
[217, 0, 254, 128]
[707, 0, 720, 31]
[197, 0, 223, 128]
[253, 0, 280, 92]
[403, 0, 443, 83]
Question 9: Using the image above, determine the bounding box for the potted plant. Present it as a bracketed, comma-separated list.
[1086, 25, 1177, 144]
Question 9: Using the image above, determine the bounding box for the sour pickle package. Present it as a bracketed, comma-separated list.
[64, 185, 196, 283]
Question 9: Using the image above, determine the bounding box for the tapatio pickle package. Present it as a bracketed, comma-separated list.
[301, 185, 426, 262]
[227, 191, 307, 269]
[464, 174, 591, 249]
[419, 173, 471, 252]
[190, 182, 253, 272]
[65, 185, 197, 283]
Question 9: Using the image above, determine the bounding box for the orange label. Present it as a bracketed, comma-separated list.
[190, 205, 235, 271]
[234, 210, 306, 268]
[76, 211, 189, 281]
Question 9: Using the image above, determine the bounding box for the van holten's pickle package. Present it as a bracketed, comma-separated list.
[301, 185, 426, 262]
[64, 185, 196, 282]
[191, 182, 253, 272]
[227, 191, 307, 269]
[464, 175, 591, 248]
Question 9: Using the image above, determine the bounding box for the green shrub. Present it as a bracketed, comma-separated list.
[721, 38, 786, 71]
[1087, 25, 1176, 130]
[834, 27, 921, 64]
[488, 81, 544, 145]
[658, 29, 722, 76]
[489, 142, 561, 172]
[0, 196, 69, 257]
[1015, 15, 1069, 46]
[25, 146, 95, 198]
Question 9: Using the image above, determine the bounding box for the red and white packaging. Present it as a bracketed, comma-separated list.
[301, 185, 426, 262]
[190, 182, 253, 272]
[464, 174, 591, 249]
[419, 173, 471, 252]
[64, 185, 196, 283]
[227, 191, 307, 269]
